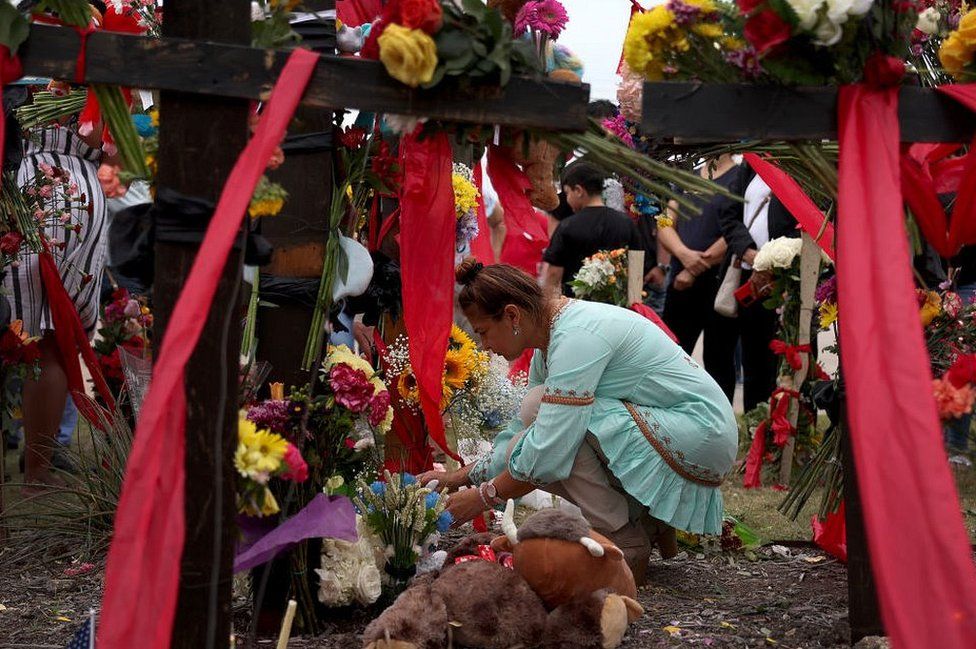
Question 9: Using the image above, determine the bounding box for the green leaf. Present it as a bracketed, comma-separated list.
[0, 4, 29, 53]
[461, 0, 488, 17]
[436, 30, 472, 59]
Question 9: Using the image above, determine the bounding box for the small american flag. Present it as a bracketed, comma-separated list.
[65, 609, 95, 649]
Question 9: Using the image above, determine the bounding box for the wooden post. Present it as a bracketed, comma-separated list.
[778, 233, 820, 486]
[153, 2, 249, 648]
[627, 249, 645, 306]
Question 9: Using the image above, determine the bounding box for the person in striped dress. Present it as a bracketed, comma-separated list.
[3, 123, 108, 491]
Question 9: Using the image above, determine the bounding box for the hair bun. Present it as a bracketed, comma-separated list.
[455, 258, 484, 285]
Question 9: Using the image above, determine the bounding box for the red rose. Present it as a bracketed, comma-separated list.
[339, 126, 367, 149]
[0, 231, 23, 255]
[398, 0, 443, 34]
[743, 8, 791, 54]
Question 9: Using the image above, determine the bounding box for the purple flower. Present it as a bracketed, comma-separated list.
[514, 0, 569, 38]
[815, 275, 837, 305]
[456, 209, 480, 249]
[247, 399, 293, 436]
[723, 46, 763, 80]
[330, 364, 374, 413]
[667, 0, 702, 25]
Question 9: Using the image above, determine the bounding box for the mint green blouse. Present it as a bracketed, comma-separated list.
[470, 300, 738, 534]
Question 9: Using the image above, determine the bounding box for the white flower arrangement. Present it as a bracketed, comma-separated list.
[315, 515, 385, 607]
[752, 237, 804, 272]
[783, 0, 873, 46]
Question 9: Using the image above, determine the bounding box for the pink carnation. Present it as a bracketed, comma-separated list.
[514, 0, 569, 38]
[368, 389, 391, 427]
[329, 363, 374, 413]
[601, 114, 634, 148]
[281, 443, 308, 483]
[933, 377, 976, 420]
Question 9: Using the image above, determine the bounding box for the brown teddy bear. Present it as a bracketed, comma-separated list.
[362, 502, 643, 649]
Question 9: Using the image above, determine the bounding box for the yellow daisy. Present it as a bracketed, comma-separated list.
[818, 302, 838, 329]
[235, 419, 288, 482]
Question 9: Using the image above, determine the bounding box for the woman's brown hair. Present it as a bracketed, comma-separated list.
[455, 258, 546, 322]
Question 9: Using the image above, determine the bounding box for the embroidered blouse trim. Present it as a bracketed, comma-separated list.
[623, 402, 724, 488]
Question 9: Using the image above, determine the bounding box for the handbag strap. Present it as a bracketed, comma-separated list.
[732, 194, 770, 265]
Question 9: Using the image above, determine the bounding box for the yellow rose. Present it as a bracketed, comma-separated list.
[378, 24, 438, 88]
[939, 34, 973, 78]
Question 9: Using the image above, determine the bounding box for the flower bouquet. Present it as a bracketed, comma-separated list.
[570, 248, 630, 307]
[0, 321, 42, 435]
[92, 288, 152, 406]
[452, 162, 480, 250]
[353, 471, 452, 595]
[447, 353, 527, 458]
[235, 417, 309, 517]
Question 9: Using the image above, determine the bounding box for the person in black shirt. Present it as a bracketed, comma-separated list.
[543, 162, 643, 296]
[659, 155, 740, 404]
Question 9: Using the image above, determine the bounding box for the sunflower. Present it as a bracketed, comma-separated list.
[444, 348, 473, 390]
[449, 324, 477, 353]
[398, 368, 421, 404]
[235, 418, 288, 482]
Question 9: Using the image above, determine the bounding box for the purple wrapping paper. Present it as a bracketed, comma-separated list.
[234, 494, 358, 573]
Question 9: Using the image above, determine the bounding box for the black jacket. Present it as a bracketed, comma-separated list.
[718, 164, 800, 264]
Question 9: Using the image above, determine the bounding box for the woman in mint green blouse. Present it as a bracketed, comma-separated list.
[420, 260, 738, 580]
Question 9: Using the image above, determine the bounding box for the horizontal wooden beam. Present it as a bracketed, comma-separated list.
[18, 23, 590, 131]
[642, 81, 975, 143]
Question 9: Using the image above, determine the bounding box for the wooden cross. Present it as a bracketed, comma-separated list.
[15, 3, 590, 646]
[636, 80, 964, 643]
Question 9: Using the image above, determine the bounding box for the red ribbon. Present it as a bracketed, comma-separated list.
[97, 49, 318, 649]
[37, 247, 116, 416]
[469, 163, 495, 264]
[769, 339, 811, 371]
[811, 501, 847, 563]
[742, 419, 767, 488]
[768, 387, 799, 447]
[454, 544, 513, 568]
[398, 128, 461, 462]
[838, 54, 976, 648]
[630, 302, 679, 343]
[0, 45, 23, 173]
[487, 146, 549, 276]
[741, 153, 836, 261]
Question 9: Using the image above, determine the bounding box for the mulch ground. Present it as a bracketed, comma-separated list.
[0, 544, 849, 649]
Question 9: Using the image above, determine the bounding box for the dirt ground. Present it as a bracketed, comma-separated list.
[0, 542, 847, 649]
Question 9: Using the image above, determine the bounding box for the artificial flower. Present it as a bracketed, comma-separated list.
[818, 302, 838, 329]
[737, 0, 792, 54]
[377, 24, 438, 88]
[916, 7, 940, 35]
[398, 0, 443, 34]
[919, 290, 943, 327]
[812, 17, 844, 46]
[933, 376, 976, 420]
[515, 0, 570, 38]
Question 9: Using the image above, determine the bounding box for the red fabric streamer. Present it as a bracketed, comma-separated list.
[630, 302, 679, 343]
[768, 388, 797, 447]
[469, 163, 495, 264]
[837, 54, 976, 648]
[97, 50, 318, 649]
[769, 339, 811, 371]
[741, 153, 835, 261]
[337, 0, 384, 26]
[742, 420, 767, 488]
[398, 129, 461, 462]
[487, 146, 549, 276]
[37, 248, 116, 417]
[0, 45, 23, 172]
[811, 501, 847, 563]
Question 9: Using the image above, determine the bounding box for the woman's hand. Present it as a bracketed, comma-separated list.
[678, 248, 709, 276]
[417, 469, 463, 492]
[445, 487, 487, 526]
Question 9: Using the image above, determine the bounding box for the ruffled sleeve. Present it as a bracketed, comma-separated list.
[508, 327, 613, 484]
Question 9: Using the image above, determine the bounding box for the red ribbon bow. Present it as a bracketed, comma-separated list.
[454, 544, 514, 569]
[769, 339, 811, 371]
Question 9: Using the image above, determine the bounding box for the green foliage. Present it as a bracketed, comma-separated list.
[425, 0, 540, 89]
[251, 0, 303, 48]
[0, 3, 29, 53]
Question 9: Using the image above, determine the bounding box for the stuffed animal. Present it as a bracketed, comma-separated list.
[362, 503, 643, 649]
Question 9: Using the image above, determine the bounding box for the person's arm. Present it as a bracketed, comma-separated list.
[701, 237, 728, 269]
[545, 264, 564, 296]
[718, 165, 759, 260]
[657, 201, 708, 276]
[488, 204, 506, 263]
[643, 233, 672, 287]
